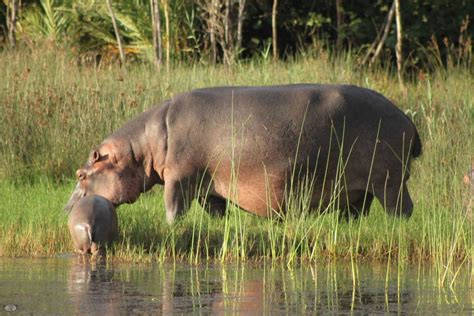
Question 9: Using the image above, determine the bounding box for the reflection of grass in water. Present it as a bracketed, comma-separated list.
[148, 261, 471, 313]
[0, 48, 472, 287]
[0, 258, 469, 313]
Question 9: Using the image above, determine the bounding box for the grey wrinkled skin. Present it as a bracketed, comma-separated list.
[68, 195, 118, 256]
[65, 84, 422, 223]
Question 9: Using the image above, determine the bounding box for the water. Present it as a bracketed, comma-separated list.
[0, 257, 472, 314]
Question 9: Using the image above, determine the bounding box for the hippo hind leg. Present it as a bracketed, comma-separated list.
[198, 195, 227, 217]
[341, 191, 374, 219]
[373, 182, 413, 218]
[348, 192, 374, 219]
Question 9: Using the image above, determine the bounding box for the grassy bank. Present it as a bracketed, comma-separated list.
[0, 48, 472, 275]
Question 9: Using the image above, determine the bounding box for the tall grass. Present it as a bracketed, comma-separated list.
[0, 48, 472, 282]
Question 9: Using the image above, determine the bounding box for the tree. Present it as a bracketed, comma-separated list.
[197, 0, 246, 66]
[106, 0, 125, 64]
[151, 0, 163, 69]
[336, 0, 343, 49]
[197, 0, 219, 64]
[361, 1, 395, 66]
[222, 0, 247, 65]
[236, 0, 246, 56]
[6, 0, 18, 48]
[272, 0, 278, 61]
[162, 0, 170, 71]
[394, 0, 405, 90]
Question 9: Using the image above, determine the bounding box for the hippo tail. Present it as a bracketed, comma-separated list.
[411, 129, 422, 158]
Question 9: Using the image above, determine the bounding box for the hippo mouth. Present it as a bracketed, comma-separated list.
[64, 182, 86, 213]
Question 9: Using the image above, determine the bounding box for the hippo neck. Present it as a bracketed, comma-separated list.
[110, 108, 162, 188]
[131, 137, 161, 188]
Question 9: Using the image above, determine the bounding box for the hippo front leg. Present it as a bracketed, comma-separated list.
[164, 178, 193, 224]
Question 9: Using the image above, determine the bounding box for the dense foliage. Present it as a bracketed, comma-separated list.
[1, 0, 472, 69]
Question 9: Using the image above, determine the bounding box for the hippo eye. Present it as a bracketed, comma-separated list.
[77, 169, 86, 180]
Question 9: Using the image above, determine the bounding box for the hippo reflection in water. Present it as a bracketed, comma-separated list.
[68, 195, 118, 256]
[65, 84, 422, 221]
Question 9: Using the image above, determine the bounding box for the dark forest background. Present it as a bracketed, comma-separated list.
[1, 0, 472, 71]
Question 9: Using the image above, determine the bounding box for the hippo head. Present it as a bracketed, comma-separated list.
[65, 138, 155, 212]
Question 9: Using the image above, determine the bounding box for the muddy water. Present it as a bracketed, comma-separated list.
[0, 257, 472, 314]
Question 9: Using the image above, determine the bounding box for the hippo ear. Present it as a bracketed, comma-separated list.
[88, 150, 101, 164]
[90, 150, 110, 164]
[92, 150, 100, 163]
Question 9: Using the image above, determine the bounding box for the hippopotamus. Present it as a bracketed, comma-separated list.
[65, 84, 421, 222]
[68, 195, 118, 256]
